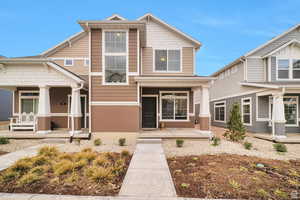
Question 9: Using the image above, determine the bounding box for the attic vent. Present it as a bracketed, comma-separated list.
[106, 14, 126, 21]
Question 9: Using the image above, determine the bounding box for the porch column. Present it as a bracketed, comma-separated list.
[199, 85, 211, 131]
[70, 86, 82, 135]
[272, 93, 286, 138]
[36, 85, 51, 134]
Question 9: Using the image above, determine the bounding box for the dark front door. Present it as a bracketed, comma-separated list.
[142, 97, 157, 128]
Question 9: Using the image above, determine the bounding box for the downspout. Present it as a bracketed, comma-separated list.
[70, 82, 84, 142]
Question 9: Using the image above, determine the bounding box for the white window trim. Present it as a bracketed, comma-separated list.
[241, 97, 252, 126]
[102, 29, 129, 86]
[213, 101, 226, 123]
[153, 48, 182, 73]
[276, 57, 300, 81]
[18, 90, 39, 115]
[64, 58, 74, 66]
[268, 96, 299, 127]
[159, 91, 189, 122]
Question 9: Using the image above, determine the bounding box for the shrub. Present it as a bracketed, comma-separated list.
[274, 189, 288, 199]
[29, 166, 47, 176]
[74, 160, 88, 170]
[94, 139, 102, 146]
[244, 141, 253, 150]
[273, 143, 287, 153]
[93, 156, 108, 167]
[180, 183, 190, 188]
[289, 169, 300, 178]
[121, 150, 130, 157]
[228, 179, 240, 189]
[211, 136, 221, 146]
[119, 138, 126, 146]
[176, 139, 184, 148]
[38, 146, 59, 157]
[81, 148, 93, 152]
[58, 153, 73, 161]
[85, 166, 113, 183]
[32, 155, 50, 166]
[74, 151, 96, 162]
[0, 170, 19, 183]
[223, 103, 246, 142]
[0, 137, 9, 145]
[11, 159, 33, 174]
[65, 172, 79, 184]
[257, 189, 269, 197]
[53, 160, 74, 175]
[17, 173, 43, 186]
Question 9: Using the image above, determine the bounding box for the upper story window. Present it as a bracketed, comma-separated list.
[277, 58, 300, 80]
[64, 58, 74, 66]
[154, 49, 181, 72]
[103, 31, 128, 84]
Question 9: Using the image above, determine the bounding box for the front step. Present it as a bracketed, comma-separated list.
[137, 138, 162, 144]
[41, 138, 68, 144]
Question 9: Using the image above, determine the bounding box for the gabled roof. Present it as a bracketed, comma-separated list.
[106, 14, 126, 21]
[40, 31, 86, 56]
[262, 39, 300, 58]
[138, 13, 202, 49]
[211, 56, 245, 77]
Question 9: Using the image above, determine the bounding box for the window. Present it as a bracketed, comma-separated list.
[154, 49, 181, 72]
[269, 96, 298, 126]
[277, 59, 289, 79]
[160, 92, 188, 121]
[103, 31, 127, 84]
[277, 58, 300, 80]
[242, 98, 252, 125]
[64, 59, 74, 66]
[19, 91, 39, 114]
[214, 101, 225, 122]
[84, 58, 89, 67]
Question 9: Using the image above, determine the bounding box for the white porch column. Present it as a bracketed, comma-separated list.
[199, 85, 211, 131]
[36, 85, 51, 134]
[272, 93, 286, 138]
[70, 86, 82, 135]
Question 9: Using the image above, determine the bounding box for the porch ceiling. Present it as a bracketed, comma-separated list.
[135, 76, 216, 87]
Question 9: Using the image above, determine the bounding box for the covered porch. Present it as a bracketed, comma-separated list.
[0, 59, 88, 135]
[135, 76, 216, 134]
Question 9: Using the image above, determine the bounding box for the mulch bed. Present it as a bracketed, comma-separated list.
[0, 147, 131, 196]
[167, 154, 300, 200]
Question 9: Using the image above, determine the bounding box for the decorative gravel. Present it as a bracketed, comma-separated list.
[0, 139, 43, 153]
[56, 132, 137, 153]
[163, 126, 300, 160]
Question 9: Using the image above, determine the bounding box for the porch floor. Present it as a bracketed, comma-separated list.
[0, 129, 90, 139]
[254, 133, 300, 144]
[139, 128, 212, 139]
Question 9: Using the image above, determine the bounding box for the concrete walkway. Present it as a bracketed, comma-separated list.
[0, 144, 45, 171]
[119, 139, 177, 198]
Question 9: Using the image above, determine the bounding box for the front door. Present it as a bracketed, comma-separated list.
[142, 97, 157, 128]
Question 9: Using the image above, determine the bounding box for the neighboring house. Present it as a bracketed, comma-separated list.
[0, 55, 12, 121]
[0, 13, 214, 134]
[210, 24, 300, 138]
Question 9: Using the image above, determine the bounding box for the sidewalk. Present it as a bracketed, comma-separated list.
[119, 139, 177, 197]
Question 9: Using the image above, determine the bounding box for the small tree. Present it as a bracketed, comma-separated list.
[223, 103, 246, 142]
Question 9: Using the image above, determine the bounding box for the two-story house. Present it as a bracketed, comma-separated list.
[210, 24, 300, 138]
[0, 14, 214, 134]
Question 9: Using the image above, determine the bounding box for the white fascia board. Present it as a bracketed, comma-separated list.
[240, 82, 279, 89]
[262, 39, 300, 58]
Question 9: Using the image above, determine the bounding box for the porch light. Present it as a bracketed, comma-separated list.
[116, 33, 121, 37]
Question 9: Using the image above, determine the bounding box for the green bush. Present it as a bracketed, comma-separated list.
[38, 146, 59, 157]
[273, 143, 287, 152]
[244, 141, 253, 150]
[94, 139, 102, 146]
[176, 139, 184, 148]
[121, 150, 130, 157]
[0, 137, 9, 145]
[223, 103, 246, 142]
[211, 136, 221, 146]
[119, 138, 126, 146]
[17, 173, 43, 186]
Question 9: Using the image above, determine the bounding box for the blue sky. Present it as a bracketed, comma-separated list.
[0, 0, 299, 76]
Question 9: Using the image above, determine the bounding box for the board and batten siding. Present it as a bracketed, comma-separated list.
[141, 47, 194, 75]
[91, 77, 137, 102]
[246, 58, 265, 82]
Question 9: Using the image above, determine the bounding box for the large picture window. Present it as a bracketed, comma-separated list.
[103, 31, 127, 84]
[277, 58, 300, 80]
[214, 101, 225, 122]
[155, 49, 181, 72]
[241, 97, 252, 125]
[160, 92, 188, 121]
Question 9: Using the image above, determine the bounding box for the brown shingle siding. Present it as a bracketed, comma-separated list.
[129, 29, 137, 72]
